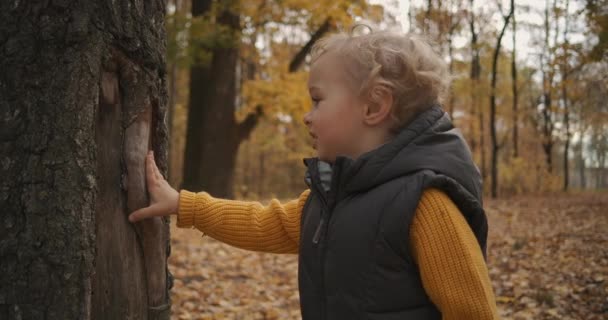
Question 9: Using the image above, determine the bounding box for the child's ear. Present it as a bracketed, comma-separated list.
[363, 85, 393, 126]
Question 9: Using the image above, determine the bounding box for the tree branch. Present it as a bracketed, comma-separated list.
[237, 105, 264, 142]
[288, 18, 332, 73]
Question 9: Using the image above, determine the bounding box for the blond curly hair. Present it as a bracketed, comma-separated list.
[311, 28, 450, 132]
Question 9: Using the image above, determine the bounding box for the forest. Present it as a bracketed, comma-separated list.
[165, 0, 607, 199]
[0, 0, 605, 319]
[165, 0, 608, 319]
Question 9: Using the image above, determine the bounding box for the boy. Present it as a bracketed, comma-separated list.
[130, 31, 499, 319]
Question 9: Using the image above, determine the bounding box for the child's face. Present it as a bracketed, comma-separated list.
[304, 52, 366, 163]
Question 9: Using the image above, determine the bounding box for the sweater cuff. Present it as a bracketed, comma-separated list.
[176, 190, 198, 228]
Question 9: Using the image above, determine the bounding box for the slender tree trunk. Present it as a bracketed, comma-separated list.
[446, 0, 462, 122]
[425, 0, 433, 34]
[408, 0, 414, 31]
[563, 95, 570, 191]
[542, 101, 554, 173]
[599, 151, 606, 189]
[167, 0, 184, 182]
[511, 12, 519, 158]
[594, 127, 608, 189]
[182, 0, 212, 192]
[0, 0, 171, 319]
[578, 131, 587, 189]
[541, 0, 559, 174]
[480, 100, 487, 181]
[596, 162, 602, 189]
[448, 29, 455, 121]
[562, 0, 571, 191]
[489, 0, 514, 198]
[469, 0, 484, 178]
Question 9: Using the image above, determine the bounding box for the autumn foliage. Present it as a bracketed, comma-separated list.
[164, 0, 607, 319]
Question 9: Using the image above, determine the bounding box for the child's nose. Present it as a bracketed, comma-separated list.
[303, 112, 312, 126]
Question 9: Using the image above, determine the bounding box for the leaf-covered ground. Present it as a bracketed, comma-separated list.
[168, 193, 608, 319]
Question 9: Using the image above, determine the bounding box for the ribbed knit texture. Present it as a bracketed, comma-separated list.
[411, 189, 499, 319]
[177, 188, 499, 319]
[177, 189, 309, 254]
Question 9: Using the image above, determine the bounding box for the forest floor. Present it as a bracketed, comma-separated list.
[168, 192, 608, 320]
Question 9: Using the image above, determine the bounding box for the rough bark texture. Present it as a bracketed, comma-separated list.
[0, 0, 172, 319]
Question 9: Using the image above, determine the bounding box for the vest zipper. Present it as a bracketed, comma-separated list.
[310, 168, 330, 246]
[310, 160, 343, 320]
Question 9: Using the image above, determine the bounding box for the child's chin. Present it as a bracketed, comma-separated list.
[317, 153, 335, 163]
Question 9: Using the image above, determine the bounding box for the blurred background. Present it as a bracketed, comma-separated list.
[164, 0, 607, 200]
[163, 1, 607, 319]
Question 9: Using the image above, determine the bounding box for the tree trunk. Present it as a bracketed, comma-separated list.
[540, 0, 559, 174]
[511, 12, 519, 158]
[0, 1, 171, 319]
[577, 136, 586, 189]
[561, 0, 571, 191]
[599, 151, 606, 189]
[182, 0, 260, 198]
[561, 58, 569, 190]
[448, 29, 455, 121]
[468, 0, 484, 179]
[541, 101, 554, 173]
[167, 0, 184, 182]
[489, 0, 514, 198]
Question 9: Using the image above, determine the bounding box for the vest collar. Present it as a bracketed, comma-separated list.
[305, 105, 465, 195]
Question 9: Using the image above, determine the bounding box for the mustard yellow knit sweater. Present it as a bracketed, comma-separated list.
[176, 188, 499, 319]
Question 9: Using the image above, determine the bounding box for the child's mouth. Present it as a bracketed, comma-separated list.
[309, 132, 317, 149]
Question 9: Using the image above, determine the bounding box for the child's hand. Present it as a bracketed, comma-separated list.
[128, 151, 179, 223]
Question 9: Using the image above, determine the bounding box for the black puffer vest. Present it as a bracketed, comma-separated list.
[298, 106, 487, 320]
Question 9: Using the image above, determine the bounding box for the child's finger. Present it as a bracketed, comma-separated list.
[146, 152, 157, 184]
[129, 204, 161, 222]
[151, 154, 164, 180]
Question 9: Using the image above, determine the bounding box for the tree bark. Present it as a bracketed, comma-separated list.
[0, 0, 171, 319]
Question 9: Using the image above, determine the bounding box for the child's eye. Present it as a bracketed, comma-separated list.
[311, 98, 321, 107]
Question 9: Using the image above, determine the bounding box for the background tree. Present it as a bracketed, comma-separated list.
[182, 0, 263, 198]
[489, 0, 514, 198]
[171, 0, 383, 197]
[166, 0, 606, 201]
[511, 4, 519, 158]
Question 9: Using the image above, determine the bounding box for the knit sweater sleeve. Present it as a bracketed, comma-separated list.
[175, 189, 310, 254]
[410, 188, 499, 320]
